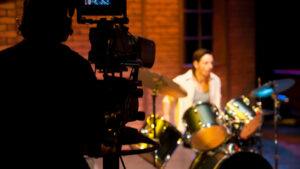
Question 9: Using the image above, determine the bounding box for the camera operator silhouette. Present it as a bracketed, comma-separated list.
[0, 0, 96, 81]
[0, 0, 101, 168]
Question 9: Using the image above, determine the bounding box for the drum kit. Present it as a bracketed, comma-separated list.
[135, 68, 295, 169]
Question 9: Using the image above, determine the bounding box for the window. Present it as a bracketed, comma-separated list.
[184, 0, 213, 63]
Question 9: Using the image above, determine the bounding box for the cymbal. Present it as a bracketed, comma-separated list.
[251, 78, 295, 98]
[138, 68, 187, 98]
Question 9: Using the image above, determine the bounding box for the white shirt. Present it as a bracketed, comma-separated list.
[165, 69, 222, 133]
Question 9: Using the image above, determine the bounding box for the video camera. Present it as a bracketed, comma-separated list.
[75, 0, 156, 126]
[75, 1, 157, 168]
[76, 0, 155, 72]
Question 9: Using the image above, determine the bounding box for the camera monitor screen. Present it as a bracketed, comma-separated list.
[78, 0, 125, 16]
[85, 0, 111, 6]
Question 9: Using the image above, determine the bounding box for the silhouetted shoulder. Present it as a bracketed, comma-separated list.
[0, 43, 20, 62]
[0, 40, 96, 81]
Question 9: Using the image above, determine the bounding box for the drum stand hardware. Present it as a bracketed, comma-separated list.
[251, 78, 295, 169]
[272, 93, 281, 169]
[87, 127, 159, 169]
[151, 82, 160, 168]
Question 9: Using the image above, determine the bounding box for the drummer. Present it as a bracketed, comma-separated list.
[163, 48, 222, 133]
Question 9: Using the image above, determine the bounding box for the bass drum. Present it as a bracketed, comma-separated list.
[189, 151, 272, 169]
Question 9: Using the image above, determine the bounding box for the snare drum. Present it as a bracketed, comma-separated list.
[183, 102, 228, 151]
[224, 96, 262, 139]
[135, 116, 182, 168]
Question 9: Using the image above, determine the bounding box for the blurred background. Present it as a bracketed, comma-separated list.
[1, 0, 299, 168]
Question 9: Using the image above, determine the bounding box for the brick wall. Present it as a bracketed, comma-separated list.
[0, 0, 256, 118]
[0, 0, 23, 51]
[227, 0, 256, 98]
[129, 0, 184, 115]
[214, 0, 256, 107]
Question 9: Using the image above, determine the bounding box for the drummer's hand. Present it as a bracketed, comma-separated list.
[217, 110, 226, 123]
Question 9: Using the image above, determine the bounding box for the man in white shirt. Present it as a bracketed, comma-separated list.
[163, 48, 221, 133]
[159, 48, 222, 169]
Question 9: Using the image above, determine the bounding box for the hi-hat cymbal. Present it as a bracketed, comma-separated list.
[251, 78, 295, 98]
[138, 68, 187, 98]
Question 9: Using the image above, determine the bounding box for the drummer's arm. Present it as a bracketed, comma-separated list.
[162, 95, 175, 121]
[210, 74, 222, 111]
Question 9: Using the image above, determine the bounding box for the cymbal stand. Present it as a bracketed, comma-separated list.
[151, 88, 158, 168]
[256, 77, 263, 155]
[272, 93, 281, 169]
[151, 76, 163, 168]
[152, 87, 158, 139]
